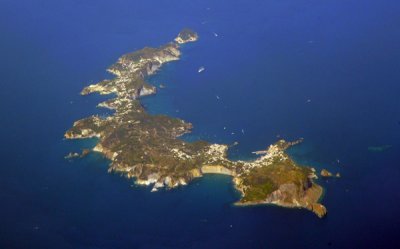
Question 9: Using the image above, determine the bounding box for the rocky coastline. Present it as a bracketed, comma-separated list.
[65, 29, 327, 218]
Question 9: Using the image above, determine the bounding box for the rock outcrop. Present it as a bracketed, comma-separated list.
[174, 28, 199, 44]
[321, 169, 340, 178]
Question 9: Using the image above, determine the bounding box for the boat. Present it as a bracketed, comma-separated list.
[198, 66, 205, 73]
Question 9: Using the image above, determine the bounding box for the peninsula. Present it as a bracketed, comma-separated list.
[65, 29, 327, 218]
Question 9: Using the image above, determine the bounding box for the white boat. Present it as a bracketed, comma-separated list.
[198, 66, 205, 73]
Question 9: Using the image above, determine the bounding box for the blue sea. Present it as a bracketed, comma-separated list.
[1, 0, 400, 248]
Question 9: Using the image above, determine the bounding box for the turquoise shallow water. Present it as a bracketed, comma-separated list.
[1, 0, 400, 248]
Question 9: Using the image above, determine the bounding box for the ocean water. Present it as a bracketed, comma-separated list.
[1, 0, 400, 248]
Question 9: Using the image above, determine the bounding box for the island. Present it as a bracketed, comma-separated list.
[65, 29, 327, 218]
[321, 169, 340, 178]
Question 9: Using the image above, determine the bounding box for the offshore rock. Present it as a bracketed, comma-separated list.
[174, 29, 199, 44]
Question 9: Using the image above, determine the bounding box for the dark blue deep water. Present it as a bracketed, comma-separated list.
[1, 0, 400, 248]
